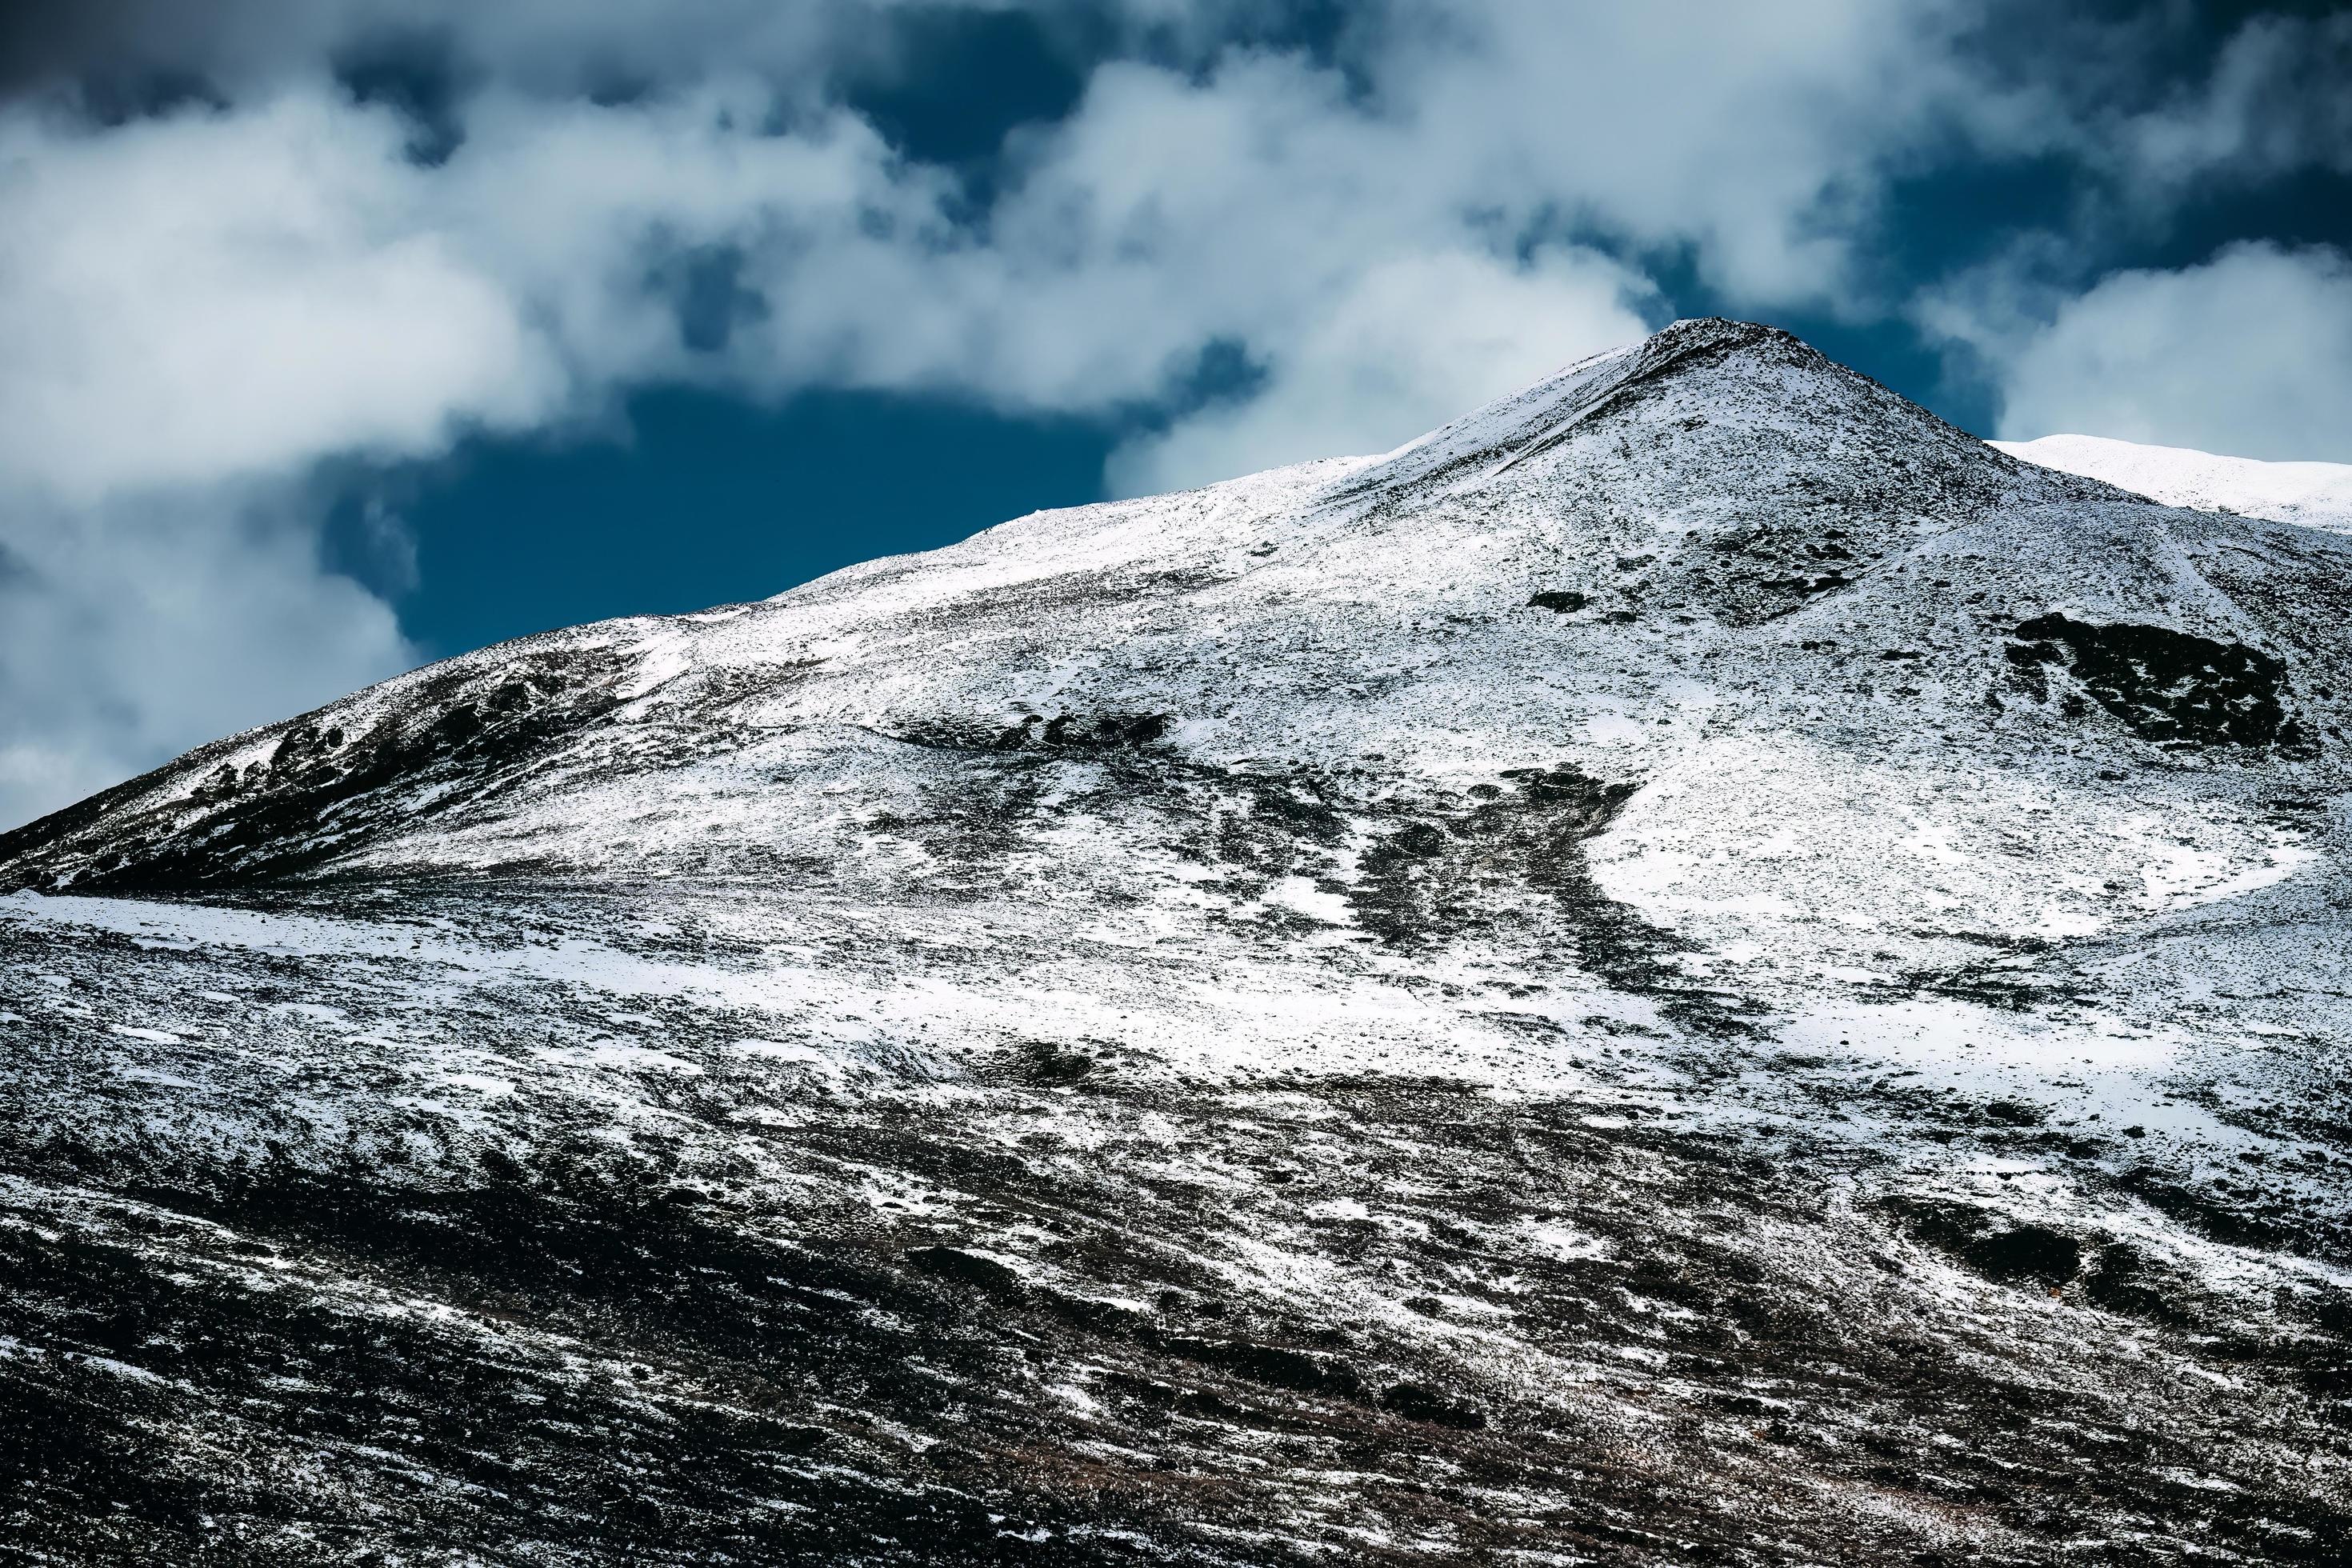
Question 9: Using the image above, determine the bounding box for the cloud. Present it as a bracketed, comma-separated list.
[2118, 12, 2352, 187]
[0, 480, 412, 828]
[0, 1, 885, 103]
[2, 4, 2020, 479]
[1359, 0, 1987, 307]
[1973, 243, 2352, 462]
[1106, 248, 1653, 494]
[0, 93, 562, 503]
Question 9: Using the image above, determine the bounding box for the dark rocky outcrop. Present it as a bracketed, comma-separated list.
[2010, 614, 2299, 747]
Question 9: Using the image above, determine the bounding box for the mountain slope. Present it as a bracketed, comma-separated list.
[3, 320, 2350, 1566]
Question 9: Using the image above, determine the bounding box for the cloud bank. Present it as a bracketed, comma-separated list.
[0, 1, 2346, 825]
[1989, 244, 2352, 462]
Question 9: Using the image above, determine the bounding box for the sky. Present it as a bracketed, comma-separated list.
[2, 1, 2350, 828]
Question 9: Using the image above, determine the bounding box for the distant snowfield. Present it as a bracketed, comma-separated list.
[1996, 431, 2352, 534]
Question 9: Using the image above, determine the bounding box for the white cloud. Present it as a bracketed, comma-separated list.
[0, 481, 412, 828]
[1985, 244, 2352, 463]
[1363, 0, 1984, 307]
[1107, 248, 1651, 495]
[0, 94, 562, 503]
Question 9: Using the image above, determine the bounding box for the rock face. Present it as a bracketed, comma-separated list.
[3, 319, 2350, 1565]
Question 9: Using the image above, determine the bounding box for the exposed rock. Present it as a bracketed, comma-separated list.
[2011, 612, 2299, 746]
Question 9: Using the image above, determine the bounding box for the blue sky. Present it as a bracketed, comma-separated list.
[1, 1, 2350, 825]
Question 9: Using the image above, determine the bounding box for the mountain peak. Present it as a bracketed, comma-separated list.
[1602, 314, 1810, 375]
[1334, 318, 1969, 510]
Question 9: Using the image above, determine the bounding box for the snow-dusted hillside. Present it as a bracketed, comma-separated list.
[1998, 432, 2352, 535]
[4, 321, 2350, 1564]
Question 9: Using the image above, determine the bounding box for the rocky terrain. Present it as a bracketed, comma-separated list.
[3, 319, 2350, 1565]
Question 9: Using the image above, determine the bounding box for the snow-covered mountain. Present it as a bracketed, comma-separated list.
[1998, 432, 2352, 535]
[4, 320, 2349, 1564]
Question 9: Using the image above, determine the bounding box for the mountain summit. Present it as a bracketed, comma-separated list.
[5, 322, 2350, 1563]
